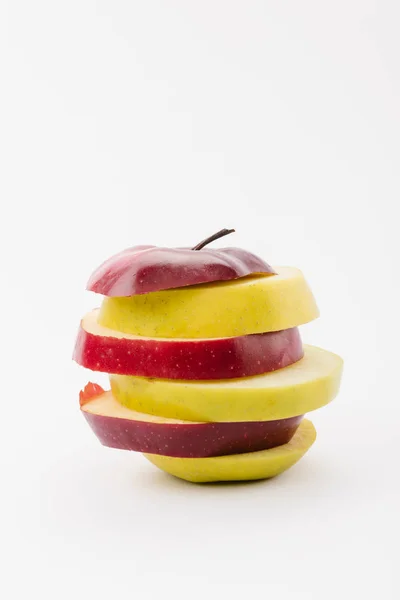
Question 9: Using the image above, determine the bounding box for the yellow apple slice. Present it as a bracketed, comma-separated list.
[144, 419, 317, 483]
[98, 266, 319, 338]
[110, 345, 343, 422]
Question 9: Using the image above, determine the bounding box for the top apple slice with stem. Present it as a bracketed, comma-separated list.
[87, 228, 276, 297]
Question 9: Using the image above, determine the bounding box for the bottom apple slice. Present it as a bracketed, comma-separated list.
[81, 390, 303, 458]
[144, 419, 316, 482]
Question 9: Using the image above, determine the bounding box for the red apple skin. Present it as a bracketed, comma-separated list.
[79, 382, 105, 406]
[82, 406, 303, 458]
[86, 245, 275, 297]
[73, 312, 303, 379]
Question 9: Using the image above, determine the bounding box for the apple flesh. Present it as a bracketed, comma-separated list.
[74, 310, 304, 379]
[144, 419, 317, 482]
[81, 390, 303, 458]
[86, 233, 275, 297]
[99, 266, 319, 339]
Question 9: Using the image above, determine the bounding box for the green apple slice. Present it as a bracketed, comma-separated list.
[98, 266, 319, 338]
[110, 345, 343, 422]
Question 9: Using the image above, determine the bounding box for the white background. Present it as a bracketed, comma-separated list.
[1, 2, 399, 599]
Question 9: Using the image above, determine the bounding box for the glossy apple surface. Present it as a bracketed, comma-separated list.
[87, 237, 275, 297]
[74, 310, 303, 379]
[99, 266, 319, 338]
[81, 390, 303, 458]
[111, 345, 343, 422]
[144, 419, 316, 482]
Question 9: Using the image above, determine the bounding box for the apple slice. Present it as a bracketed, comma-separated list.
[144, 419, 317, 482]
[87, 229, 276, 297]
[99, 266, 319, 339]
[74, 310, 303, 379]
[110, 345, 343, 422]
[81, 390, 303, 458]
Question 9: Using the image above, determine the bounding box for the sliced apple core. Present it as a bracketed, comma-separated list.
[111, 345, 343, 422]
[74, 310, 304, 379]
[98, 266, 319, 338]
[144, 419, 317, 482]
[81, 391, 303, 458]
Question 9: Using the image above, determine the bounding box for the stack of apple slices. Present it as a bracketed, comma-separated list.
[74, 230, 343, 483]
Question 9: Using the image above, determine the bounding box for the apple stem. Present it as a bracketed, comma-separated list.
[192, 228, 235, 251]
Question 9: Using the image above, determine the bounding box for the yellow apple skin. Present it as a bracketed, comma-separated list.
[144, 419, 317, 483]
[110, 345, 343, 422]
[98, 267, 319, 339]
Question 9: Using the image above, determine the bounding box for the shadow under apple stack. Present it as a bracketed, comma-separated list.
[73, 230, 343, 483]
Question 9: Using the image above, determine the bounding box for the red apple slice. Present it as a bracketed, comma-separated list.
[86, 229, 275, 296]
[81, 389, 303, 458]
[74, 310, 303, 379]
